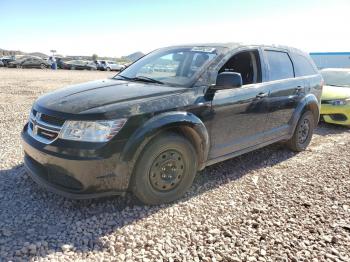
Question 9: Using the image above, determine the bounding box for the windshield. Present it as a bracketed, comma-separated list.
[321, 69, 350, 87]
[115, 47, 218, 87]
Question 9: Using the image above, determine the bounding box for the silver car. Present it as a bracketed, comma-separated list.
[100, 60, 125, 71]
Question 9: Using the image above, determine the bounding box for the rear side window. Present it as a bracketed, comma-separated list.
[292, 54, 317, 77]
[266, 51, 294, 81]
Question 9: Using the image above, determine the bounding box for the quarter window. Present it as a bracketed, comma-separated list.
[266, 51, 294, 81]
[292, 54, 317, 77]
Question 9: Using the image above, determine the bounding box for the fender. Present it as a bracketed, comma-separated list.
[122, 111, 210, 170]
[289, 94, 320, 136]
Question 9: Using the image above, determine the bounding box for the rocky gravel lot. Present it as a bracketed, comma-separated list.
[0, 68, 349, 262]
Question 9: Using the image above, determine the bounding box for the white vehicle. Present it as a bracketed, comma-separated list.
[99, 60, 125, 71]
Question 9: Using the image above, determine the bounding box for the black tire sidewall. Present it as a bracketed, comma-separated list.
[132, 133, 197, 205]
[293, 111, 315, 151]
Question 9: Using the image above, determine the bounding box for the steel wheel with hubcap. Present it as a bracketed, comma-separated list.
[132, 133, 197, 205]
[286, 111, 315, 152]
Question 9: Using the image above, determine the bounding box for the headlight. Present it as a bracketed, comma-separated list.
[329, 98, 350, 106]
[59, 119, 127, 142]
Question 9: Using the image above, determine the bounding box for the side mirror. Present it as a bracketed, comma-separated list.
[216, 72, 242, 89]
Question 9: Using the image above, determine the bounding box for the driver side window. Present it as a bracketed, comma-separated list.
[219, 50, 262, 85]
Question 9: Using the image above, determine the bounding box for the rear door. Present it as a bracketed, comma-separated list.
[262, 49, 304, 139]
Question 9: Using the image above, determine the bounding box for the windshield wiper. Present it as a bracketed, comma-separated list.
[131, 76, 164, 85]
[114, 75, 164, 85]
[115, 74, 132, 80]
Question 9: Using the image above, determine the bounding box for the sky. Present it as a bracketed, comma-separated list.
[1, 0, 350, 57]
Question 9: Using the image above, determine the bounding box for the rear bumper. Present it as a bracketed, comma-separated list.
[321, 104, 350, 126]
[21, 125, 131, 199]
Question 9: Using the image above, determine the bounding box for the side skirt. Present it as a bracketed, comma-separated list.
[204, 135, 290, 167]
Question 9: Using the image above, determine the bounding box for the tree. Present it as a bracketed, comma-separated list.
[92, 54, 98, 61]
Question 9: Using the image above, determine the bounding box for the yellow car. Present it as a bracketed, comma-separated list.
[320, 68, 350, 126]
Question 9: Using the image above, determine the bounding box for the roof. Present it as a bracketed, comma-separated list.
[320, 68, 350, 72]
[162, 42, 306, 54]
[310, 52, 350, 56]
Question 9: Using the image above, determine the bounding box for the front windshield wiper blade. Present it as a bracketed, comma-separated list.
[131, 76, 164, 85]
[115, 74, 132, 80]
[114, 74, 164, 85]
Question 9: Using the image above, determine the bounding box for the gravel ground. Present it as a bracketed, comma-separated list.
[0, 68, 349, 262]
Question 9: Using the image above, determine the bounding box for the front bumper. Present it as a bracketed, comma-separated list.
[321, 104, 350, 126]
[21, 125, 131, 199]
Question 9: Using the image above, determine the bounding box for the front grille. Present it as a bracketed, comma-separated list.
[37, 128, 59, 140]
[41, 114, 65, 126]
[28, 109, 65, 144]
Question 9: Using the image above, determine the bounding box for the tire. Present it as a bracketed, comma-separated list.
[106, 67, 111, 71]
[132, 133, 198, 205]
[40, 64, 46, 69]
[286, 111, 315, 152]
[16, 64, 22, 69]
[71, 66, 75, 70]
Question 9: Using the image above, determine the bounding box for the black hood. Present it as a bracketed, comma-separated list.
[35, 79, 189, 115]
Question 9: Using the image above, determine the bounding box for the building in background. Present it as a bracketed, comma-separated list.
[310, 52, 350, 69]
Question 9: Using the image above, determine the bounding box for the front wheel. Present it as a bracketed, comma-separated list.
[131, 133, 198, 205]
[286, 111, 315, 152]
[40, 63, 46, 69]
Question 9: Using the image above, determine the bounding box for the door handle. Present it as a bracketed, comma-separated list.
[256, 92, 268, 99]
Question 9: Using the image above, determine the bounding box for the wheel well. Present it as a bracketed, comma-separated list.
[303, 102, 320, 126]
[168, 126, 205, 168]
[130, 125, 205, 174]
[127, 126, 205, 191]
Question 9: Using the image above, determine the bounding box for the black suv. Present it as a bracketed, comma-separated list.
[22, 43, 323, 204]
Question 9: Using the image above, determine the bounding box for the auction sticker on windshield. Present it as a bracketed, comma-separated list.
[191, 47, 216, 53]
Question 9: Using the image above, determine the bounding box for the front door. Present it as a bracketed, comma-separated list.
[21, 59, 33, 68]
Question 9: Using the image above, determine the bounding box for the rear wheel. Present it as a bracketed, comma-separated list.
[106, 67, 111, 71]
[286, 111, 315, 152]
[132, 133, 197, 205]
